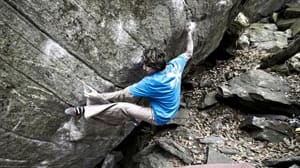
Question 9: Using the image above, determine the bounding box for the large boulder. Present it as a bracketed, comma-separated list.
[287, 52, 300, 72]
[240, 116, 295, 142]
[217, 69, 299, 116]
[0, 0, 245, 167]
[237, 23, 289, 52]
[241, 0, 286, 22]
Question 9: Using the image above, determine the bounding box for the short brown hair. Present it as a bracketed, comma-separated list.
[142, 47, 166, 71]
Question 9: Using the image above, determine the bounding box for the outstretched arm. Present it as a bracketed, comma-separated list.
[184, 22, 196, 60]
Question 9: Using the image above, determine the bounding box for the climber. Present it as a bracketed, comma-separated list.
[64, 22, 196, 125]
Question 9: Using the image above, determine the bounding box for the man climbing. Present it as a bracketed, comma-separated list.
[65, 22, 196, 125]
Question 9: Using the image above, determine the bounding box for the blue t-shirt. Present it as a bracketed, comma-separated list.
[129, 53, 188, 125]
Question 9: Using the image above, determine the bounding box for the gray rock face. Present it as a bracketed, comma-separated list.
[133, 144, 174, 168]
[241, 0, 286, 22]
[133, 137, 193, 167]
[287, 53, 300, 72]
[240, 116, 295, 142]
[238, 23, 289, 52]
[263, 156, 300, 167]
[157, 138, 193, 164]
[217, 69, 299, 116]
[200, 136, 224, 144]
[207, 146, 234, 164]
[0, 0, 244, 167]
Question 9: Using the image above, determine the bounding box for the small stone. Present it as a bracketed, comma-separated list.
[199, 136, 224, 144]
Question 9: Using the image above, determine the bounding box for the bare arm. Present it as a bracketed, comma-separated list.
[184, 22, 196, 60]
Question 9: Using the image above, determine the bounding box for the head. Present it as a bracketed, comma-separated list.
[142, 47, 166, 75]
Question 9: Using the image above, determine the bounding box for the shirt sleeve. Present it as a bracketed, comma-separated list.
[169, 53, 188, 73]
[129, 77, 152, 98]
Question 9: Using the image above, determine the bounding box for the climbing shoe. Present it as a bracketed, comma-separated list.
[64, 106, 85, 117]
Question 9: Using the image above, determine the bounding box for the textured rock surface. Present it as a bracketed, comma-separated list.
[0, 0, 244, 167]
[240, 116, 295, 142]
[217, 69, 299, 116]
[238, 23, 289, 52]
[287, 52, 300, 72]
[241, 0, 285, 22]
